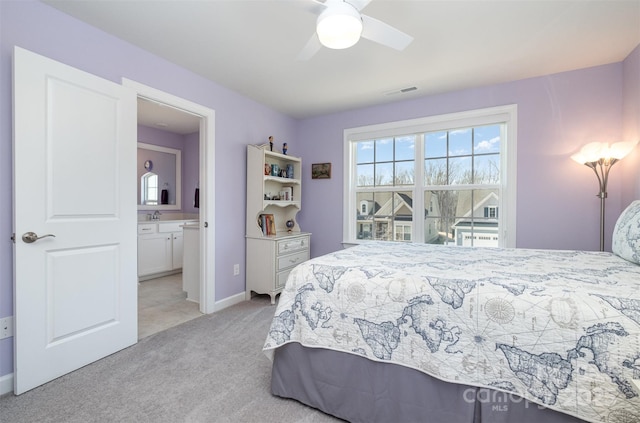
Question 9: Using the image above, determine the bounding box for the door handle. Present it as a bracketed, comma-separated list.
[22, 232, 56, 244]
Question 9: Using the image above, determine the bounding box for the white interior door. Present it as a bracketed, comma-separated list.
[12, 47, 137, 394]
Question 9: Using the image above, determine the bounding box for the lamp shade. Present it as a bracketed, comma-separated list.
[571, 140, 639, 164]
[609, 140, 638, 159]
[316, 2, 363, 49]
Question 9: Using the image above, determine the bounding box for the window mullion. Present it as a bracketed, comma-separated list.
[345, 139, 358, 243]
[413, 133, 425, 242]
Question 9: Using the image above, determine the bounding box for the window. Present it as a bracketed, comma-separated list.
[141, 172, 159, 205]
[343, 105, 517, 248]
[484, 206, 498, 218]
[395, 224, 412, 241]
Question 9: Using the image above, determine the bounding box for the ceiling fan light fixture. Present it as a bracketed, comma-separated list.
[316, 2, 363, 50]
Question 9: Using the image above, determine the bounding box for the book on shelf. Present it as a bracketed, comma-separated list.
[259, 214, 266, 236]
[259, 213, 276, 236]
[281, 186, 293, 201]
[268, 214, 276, 235]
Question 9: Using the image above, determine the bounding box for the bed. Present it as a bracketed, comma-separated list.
[262, 201, 640, 423]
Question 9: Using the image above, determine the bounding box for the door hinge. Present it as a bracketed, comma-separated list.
[204, 222, 208, 228]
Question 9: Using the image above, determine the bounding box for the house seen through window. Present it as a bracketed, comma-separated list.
[344, 105, 517, 248]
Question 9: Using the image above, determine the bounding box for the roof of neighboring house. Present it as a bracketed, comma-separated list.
[455, 189, 499, 217]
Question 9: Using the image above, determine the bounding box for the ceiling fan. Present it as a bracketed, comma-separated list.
[297, 0, 414, 60]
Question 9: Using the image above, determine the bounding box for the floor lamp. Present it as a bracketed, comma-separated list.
[571, 141, 638, 251]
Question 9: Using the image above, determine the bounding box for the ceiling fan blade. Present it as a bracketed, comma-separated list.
[361, 14, 413, 51]
[346, 0, 371, 11]
[297, 33, 323, 61]
[304, 0, 328, 16]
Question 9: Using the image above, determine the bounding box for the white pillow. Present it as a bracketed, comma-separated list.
[612, 200, 640, 264]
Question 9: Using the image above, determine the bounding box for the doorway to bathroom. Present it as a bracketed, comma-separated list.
[125, 79, 216, 338]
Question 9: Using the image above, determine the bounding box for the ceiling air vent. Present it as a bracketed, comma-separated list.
[384, 86, 418, 96]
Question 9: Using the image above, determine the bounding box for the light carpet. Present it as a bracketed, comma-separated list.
[0, 297, 341, 423]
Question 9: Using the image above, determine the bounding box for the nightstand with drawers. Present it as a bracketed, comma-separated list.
[245, 233, 310, 304]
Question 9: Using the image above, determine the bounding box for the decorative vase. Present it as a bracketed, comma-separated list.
[271, 164, 280, 176]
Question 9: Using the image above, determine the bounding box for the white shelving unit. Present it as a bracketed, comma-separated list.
[245, 145, 310, 304]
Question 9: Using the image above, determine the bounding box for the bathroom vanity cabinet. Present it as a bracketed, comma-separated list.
[137, 220, 195, 280]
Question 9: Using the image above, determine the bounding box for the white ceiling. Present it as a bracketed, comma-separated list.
[44, 0, 640, 133]
[136, 97, 201, 135]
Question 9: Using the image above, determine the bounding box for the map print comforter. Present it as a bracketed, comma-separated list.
[263, 242, 640, 423]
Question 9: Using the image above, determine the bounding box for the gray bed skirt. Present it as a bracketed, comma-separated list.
[271, 343, 586, 423]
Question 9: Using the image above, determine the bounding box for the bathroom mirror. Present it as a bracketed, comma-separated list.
[138, 142, 181, 211]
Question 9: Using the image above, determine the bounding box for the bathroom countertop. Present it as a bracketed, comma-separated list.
[138, 217, 199, 224]
[137, 219, 199, 234]
[138, 219, 198, 223]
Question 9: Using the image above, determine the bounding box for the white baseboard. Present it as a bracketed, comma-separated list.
[214, 292, 245, 312]
[0, 373, 13, 396]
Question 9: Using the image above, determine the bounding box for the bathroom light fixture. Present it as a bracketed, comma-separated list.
[571, 140, 638, 251]
[316, 1, 363, 49]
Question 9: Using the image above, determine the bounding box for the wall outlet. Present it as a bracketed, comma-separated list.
[233, 264, 240, 276]
[0, 316, 13, 339]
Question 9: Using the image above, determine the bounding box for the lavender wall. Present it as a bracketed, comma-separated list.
[622, 44, 640, 201]
[296, 63, 636, 258]
[138, 125, 185, 150]
[0, 1, 297, 377]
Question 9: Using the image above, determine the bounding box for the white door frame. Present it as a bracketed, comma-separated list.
[123, 79, 216, 314]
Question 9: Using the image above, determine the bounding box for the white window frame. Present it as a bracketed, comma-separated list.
[343, 105, 517, 247]
[141, 172, 159, 205]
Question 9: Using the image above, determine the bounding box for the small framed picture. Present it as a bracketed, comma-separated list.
[311, 163, 331, 179]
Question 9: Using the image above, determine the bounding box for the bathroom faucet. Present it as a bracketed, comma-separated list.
[152, 210, 161, 220]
